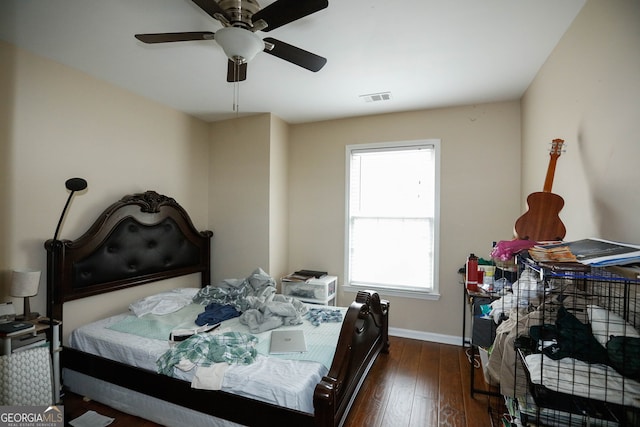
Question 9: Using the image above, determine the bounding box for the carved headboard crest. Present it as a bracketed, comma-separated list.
[120, 191, 177, 213]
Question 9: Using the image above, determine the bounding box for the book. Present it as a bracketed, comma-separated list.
[282, 270, 328, 282]
[282, 273, 313, 282]
[528, 244, 578, 263]
[0, 320, 35, 337]
[294, 269, 327, 278]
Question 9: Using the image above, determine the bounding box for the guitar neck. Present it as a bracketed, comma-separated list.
[542, 138, 564, 193]
[543, 158, 558, 192]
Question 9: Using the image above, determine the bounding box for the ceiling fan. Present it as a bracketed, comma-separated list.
[135, 0, 328, 82]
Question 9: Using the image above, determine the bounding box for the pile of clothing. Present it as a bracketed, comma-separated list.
[194, 268, 308, 333]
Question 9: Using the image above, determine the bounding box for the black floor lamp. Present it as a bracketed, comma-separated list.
[46, 177, 87, 404]
[47, 177, 88, 320]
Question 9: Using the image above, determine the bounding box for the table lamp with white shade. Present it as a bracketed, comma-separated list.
[11, 269, 42, 320]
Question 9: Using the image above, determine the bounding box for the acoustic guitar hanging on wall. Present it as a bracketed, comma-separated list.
[514, 138, 566, 241]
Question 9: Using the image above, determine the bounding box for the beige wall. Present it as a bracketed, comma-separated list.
[208, 113, 290, 285]
[0, 40, 210, 339]
[288, 103, 522, 338]
[209, 114, 271, 282]
[521, 0, 640, 242]
[268, 115, 290, 286]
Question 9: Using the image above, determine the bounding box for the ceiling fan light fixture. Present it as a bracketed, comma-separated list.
[215, 27, 264, 64]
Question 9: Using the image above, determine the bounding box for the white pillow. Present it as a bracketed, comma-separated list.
[587, 304, 640, 347]
[129, 288, 199, 317]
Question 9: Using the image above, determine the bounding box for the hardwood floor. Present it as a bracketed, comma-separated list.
[62, 336, 503, 426]
[342, 336, 503, 427]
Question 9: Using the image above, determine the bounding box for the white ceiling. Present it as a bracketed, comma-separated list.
[0, 0, 586, 124]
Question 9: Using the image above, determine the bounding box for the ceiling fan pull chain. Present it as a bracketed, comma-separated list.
[233, 80, 240, 114]
[233, 61, 240, 114]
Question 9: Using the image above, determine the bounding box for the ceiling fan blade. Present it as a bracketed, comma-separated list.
[263, 37, 326, 72]
[227, 60, 248, 82]
[253, 0, 328, 32]
[135, 31, 215, 44]
[191, 0, 232, 23]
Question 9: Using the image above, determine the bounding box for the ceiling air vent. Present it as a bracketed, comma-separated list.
[359, 92, 392, 103]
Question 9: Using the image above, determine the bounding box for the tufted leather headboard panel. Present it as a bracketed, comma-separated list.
[45, 191, 213, 322]
[72, 217, 201, 288]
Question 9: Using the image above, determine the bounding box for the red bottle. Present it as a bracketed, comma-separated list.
[466, 253, 478, 291]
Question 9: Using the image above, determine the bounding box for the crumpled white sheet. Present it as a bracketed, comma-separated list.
[129, 288, 199, 317]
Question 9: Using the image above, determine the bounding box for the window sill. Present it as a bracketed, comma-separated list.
[342, 284, 441, 301]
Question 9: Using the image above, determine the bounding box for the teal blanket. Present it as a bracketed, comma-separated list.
[107, 304, 205, 341]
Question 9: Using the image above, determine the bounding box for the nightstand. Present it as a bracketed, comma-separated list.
[1, 319, 48, 355]
[0, 318, 62, 403]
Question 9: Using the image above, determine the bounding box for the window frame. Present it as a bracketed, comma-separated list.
[343, 139, 441, 300]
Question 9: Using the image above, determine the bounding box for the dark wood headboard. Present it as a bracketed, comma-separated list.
[45, 191, 213, 322]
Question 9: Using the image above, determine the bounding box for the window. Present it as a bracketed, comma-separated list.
[345, 140, 440, 298]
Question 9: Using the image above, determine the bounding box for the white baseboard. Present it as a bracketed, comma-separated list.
[389, 327, 462, 346]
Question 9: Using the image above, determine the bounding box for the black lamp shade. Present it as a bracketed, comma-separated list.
[53, 177, 88, 241]
[66, 178, 87, 192]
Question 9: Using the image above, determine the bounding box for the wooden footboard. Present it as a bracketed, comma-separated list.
[314, 290, 390, 426]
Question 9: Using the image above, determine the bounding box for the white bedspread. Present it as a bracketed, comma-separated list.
[524, 353, 640, 408]
[68, 304, 346, 414]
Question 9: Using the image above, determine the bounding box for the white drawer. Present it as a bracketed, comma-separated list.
[282, 275, 337, 305]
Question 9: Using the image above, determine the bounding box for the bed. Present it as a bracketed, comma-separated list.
[44, 190, 390, 427]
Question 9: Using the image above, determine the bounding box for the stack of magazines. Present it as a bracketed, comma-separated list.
[529, 238, 640, 267]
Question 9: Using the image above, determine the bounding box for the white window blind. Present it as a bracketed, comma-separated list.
[346, 141, 439, 295]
